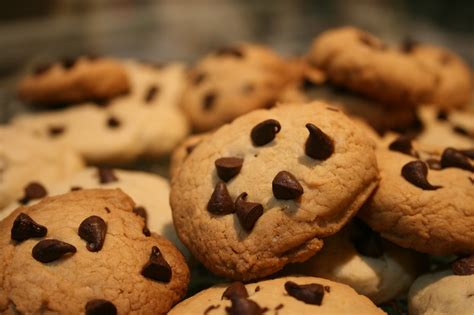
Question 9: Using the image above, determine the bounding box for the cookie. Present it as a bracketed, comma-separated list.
[287, 219, 424, 304]
[359, 138, 474, 255]
[170, 133, 210, 179]
[170, 101, 379, 280]
[408, 256, 474, 315]
[169, 276, 385, 314]
[181, 43, 300, 131]
[13, 60, 190, 164]
[0, 188, 189, 314]
[0, 126, 84, 209]
[307, 27, 472, 109]
[18, 56, 130, 106]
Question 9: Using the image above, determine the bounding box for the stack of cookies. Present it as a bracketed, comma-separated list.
[0, 27, 472, 315]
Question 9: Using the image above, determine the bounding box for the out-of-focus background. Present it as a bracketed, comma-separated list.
[1, 0, 473, 121]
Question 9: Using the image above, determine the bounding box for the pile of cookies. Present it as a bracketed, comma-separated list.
[0, 26, 472, 314]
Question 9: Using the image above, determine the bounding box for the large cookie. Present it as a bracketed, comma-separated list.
[0, 126, 84, 209]
[0, 189, 189, 314]
[169, 276, 385, 314]
[18, 56, 130, 106]
[13, 60, 189, 164]
[171, 101, 379, 280]
[307, 27, 472, 109]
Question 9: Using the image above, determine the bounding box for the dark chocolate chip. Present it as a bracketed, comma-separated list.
[272, 171, 304, 200]
[106, 116, 121, 129]
[144, 85, 159, 103]
[48, 126, 65, 137]
[441, 148, 474, 172]
[215, 157, 244, 182]
[97, 168, 118, 184]
[400, 37, 418, 53]
[324, 286, 331, 293]
[61, 57, 77, 69]
[141, 246, 172, 282]
[401, 160, 442, 190]
[436, 110, 449, 121]
[203, 92, 217, 111]
[11, 213, 47, 242]
[284, 281, 325, 305]
[207, 182, 235, 215]
[215, 47, 244, 58]
[85, 299, 117, 315]
[425, 158, 442, 170]
[222, 282, 249, 300]
[32, 239, 76, 263]
[70, 186, 82, 191]
[452, 255, 474, 276]
[204, 305, 220, 315]
[388, 135, 417, 157]
[18, 182, 47, 205]
[193, 72, 207, 85]
[250, 119, 281, 146]
[133, 206, 151, 237]
[104, 207, 111, 213]
[255, 286, 260, 292]
[460, 149, 474, 159]
[235, 192, 263, 232]
[33, 63, 52, 75]
[452, 125, 471, 138]
[225, 297, 263, 315]
[350, 219, 384, 258]
[186, 143, 199, 154]
[305, 123, 334, 160]
[78, 216, 107, 252]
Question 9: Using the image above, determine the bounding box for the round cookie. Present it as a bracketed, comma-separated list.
[359, 138, 474, 255]
[0, 126, 84, 209]
[0, 188, 189, 314]
[18, 56, 130, 106]
[181, 43, 300, 131]
[170, 133, 210, 179]
[13, 60, 190, 164]
[307, 27, 472, 109]
[169, 276, 385, 314]
[171, 101, 379, 280]
[287, 219, 424, 304]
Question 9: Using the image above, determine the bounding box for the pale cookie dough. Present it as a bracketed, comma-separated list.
[171, 101, 379, 280]
[0, 189, 189, 314]
[13, 60, 190, 164]
[169, 276, 385, 314]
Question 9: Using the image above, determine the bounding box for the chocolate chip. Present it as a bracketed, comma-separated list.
[104, 207, 111, 213]
[193, 72, 207, 85]
[203, 92, 217, 111]
[388, 135, 417, 157]
[48, 125, 65, 137]
[133, 206, 151, 237]
[144, 85, 159, 103]
[400, 38, 418, 53]
[97, 168, 118, 184]
[78, 216, 107, 252]
[324, 286, 331, 293]
[350, 219, 384, 258]
[85, 299, 117, 315]
[235, 192, 263, 232]
[250, 119, 281, 146]
[460, 149, 474, 159]
[305, 123, 334, 160]
[436, 110, 449, 121]
[186, 143, 199, 154]
[255, 286, 260, 292]
[452, 125, 471, 138]
[425, 158, 442, 170]
[32, 239, 76, 263]
[70, 186, 82, 191]
[215, 47, 244, 58]
[401, 160, 442, 190]
[215, 157, 244, 182]
[284, 281, 325, 305]
[204, 305, 220, 315]
[11, 213, 47, 242]
[61, 57, 77, 69]
[207, 182, 235, 215]
[222, 282, 249, 300]
[33, 63, 52, 75]
[452, 256, 474, 275]
[225, 297, 263, 315]
[18, 182, 47, 205]
[141, 246, 172, 282]
[441, 148, 474, 172]
[107, 116, 121, 129]
[272, 171, 304, 200]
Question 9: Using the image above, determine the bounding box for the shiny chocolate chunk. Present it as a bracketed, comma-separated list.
[141, 246, 172, 282]
[388, 135, 417, 157]
[215, 157, 244, 182]
[85, 299, 117, 315]
[284, 281, 325, 305]
[78, 216, 107, 252]
[250, 119, 281, 146]
[18, 182, 47, 205]
[441, 148, 473, 172]
[11, 213, 47, 242]
[222, 282, 249, 300]
[401, 160, 441, 190]
[305, 123, 334, 160]
[97, 168, 118, 184]
[272, 171, 304, 200]
[207, 181, 235, 215]
[235, 193, 263, 232]
[225, 296, 263, 315]
[32, 239, 76, 263]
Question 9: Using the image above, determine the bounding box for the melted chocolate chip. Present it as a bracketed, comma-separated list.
[350, 219, 384, 258]
[193, 72, 207, 85]
[215, 157, 244, 182]
[460, 149, 474, 159]
[250, 119, 281, 146]
[452, 256, 474, 276]
[215, 47, 244, 58]
[222, 282, 249, 300]
[70, 186, 82, 191]
[32, 239, 76, 263]
[425, 158, 442, 170]
[436, 110, 449, 121]
[48, 126, 65, 137]
[97, 168, 118, 184]
[235, 193, 263, 232]
[207, 181, 235, 215]
[133, 206, 151, 237]
[305, 123, 334, 160]
[272, 171, 304, 200]
[284, 281, 325, 305]
[441, 148, 474, 172]
[18, 182, 47, 205]
[33, 63, 52, 75]
[78, 216, 107, 252]
[388, 135, 417, 157]
[401, 160, 441, 190]
[11, 213, 47, 242]
[225, 297, 263, 315]
[144, 85, 159, 103]
[255, 286, 260, 292]
[203, 92, 217, 111]
[85, 299, 117, 315]
[141, 246, 172, 282]
[204, 305, 220, 315]
[107, 116, 121, 129]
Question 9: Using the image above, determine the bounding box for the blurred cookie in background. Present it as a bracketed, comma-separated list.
[170, 132, 210, 180]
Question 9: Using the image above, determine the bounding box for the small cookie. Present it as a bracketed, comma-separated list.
[171, 101, 379, 280]
[169, 276, 385, 314]
[307, 27, 472, 109]
[0, 126, 84, 209]
[359, 138, 474, 255]
[287, 219, 424, 304]
[0, 189, 189, 314]
[170, 133, 210, 179]
[18, 56, 130, 106]
[14, 60, 190, 164]
[181, 43, 299, 131]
